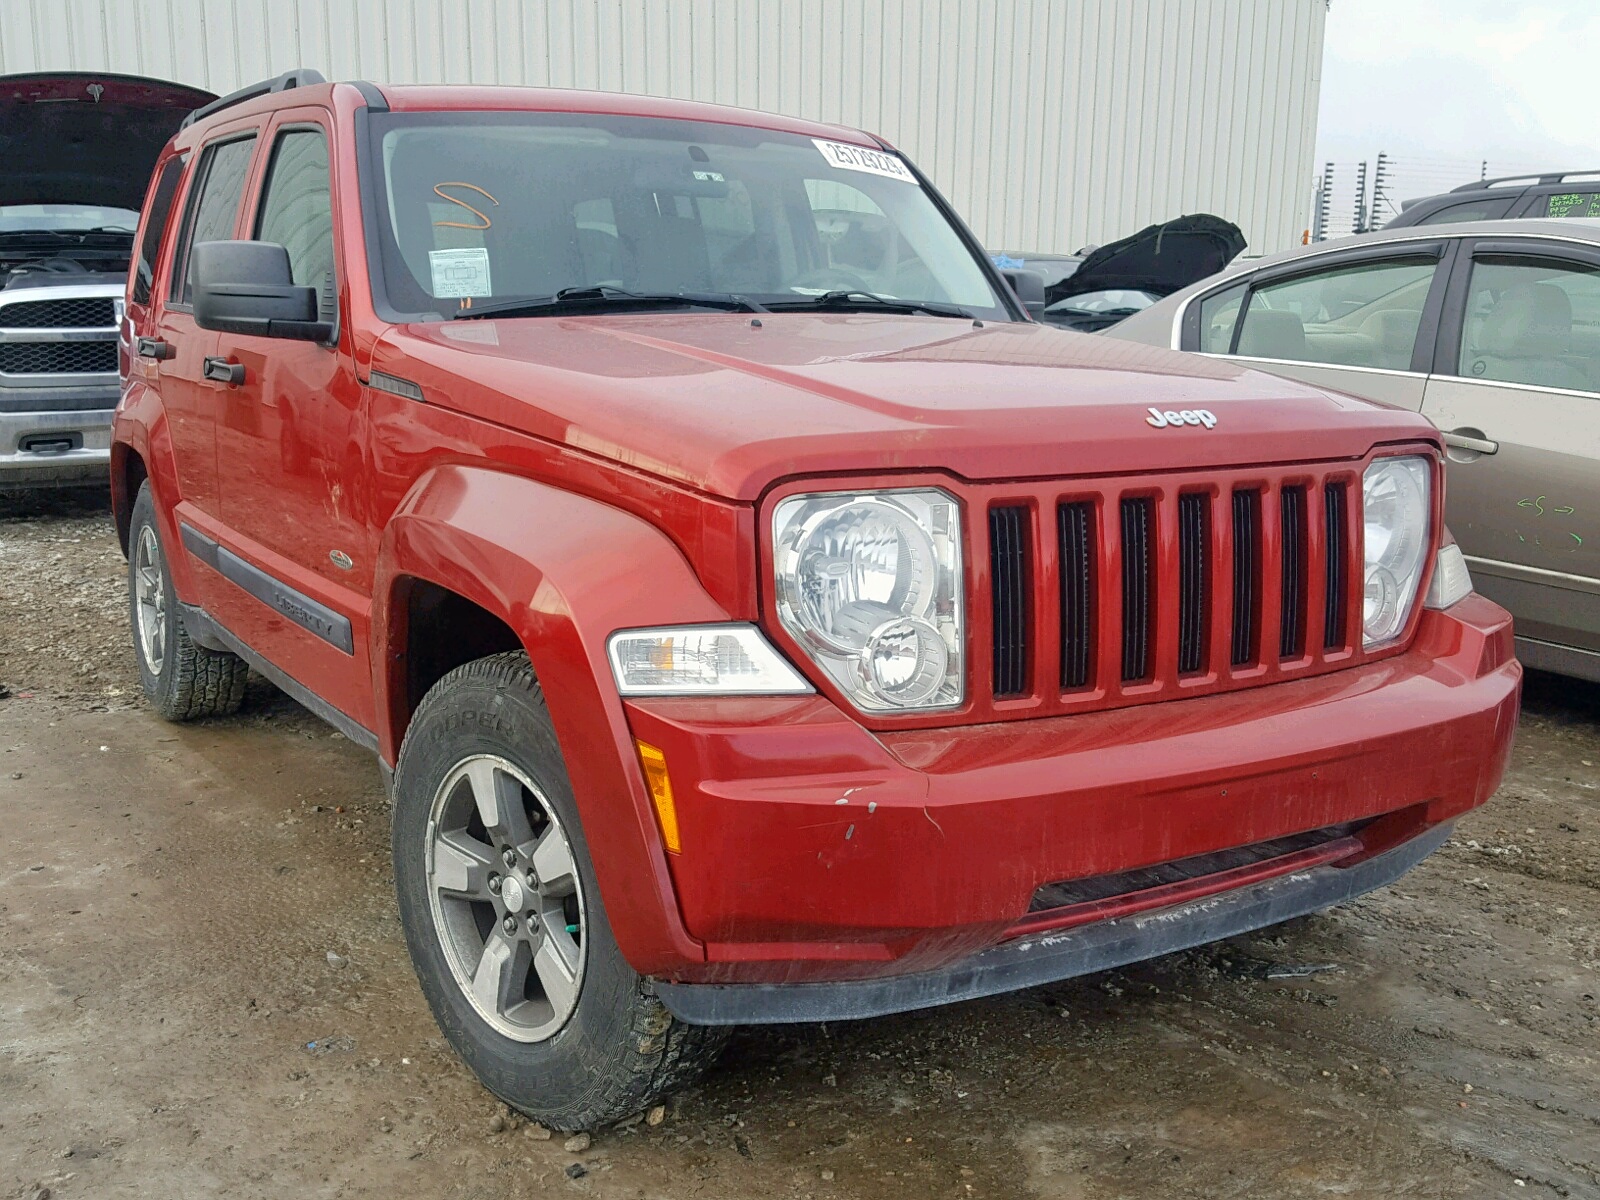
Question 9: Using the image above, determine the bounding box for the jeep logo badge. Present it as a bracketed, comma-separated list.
[1146, 407, 1217, 429]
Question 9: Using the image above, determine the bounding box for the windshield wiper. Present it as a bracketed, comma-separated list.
[763, 290, 974, 319]
[452, 285, 767, 319]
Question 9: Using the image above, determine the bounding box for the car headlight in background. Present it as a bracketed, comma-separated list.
[772, 489, 964, 711]
[1362, 456, 1432, 647]
[609, 625, 812, 695]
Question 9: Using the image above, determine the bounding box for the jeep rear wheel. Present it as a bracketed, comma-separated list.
[392, 651, 727, 1130]
[127, 482, 248, 721]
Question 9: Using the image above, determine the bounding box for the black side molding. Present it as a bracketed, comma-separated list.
[180, 603, 378, 752]
[179, 522, 354, 654]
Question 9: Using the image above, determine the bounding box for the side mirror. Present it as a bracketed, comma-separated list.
[191, 241, 331, 340]
[1000, 268, 1047, 318]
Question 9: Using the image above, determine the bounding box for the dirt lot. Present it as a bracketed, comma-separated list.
[1, 491, 1596, 1200]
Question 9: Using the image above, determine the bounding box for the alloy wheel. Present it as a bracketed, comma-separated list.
[425, 754, 587, 1042]
[134, 524, 166, 676]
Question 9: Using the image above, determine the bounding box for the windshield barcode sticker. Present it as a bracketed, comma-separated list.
[812, 139, 917, 184]
[429, 247, 493, 298]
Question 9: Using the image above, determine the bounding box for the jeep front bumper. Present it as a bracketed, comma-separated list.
[620, 594, 1520, 1019]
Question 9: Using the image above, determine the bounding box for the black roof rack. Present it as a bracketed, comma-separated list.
[1452, 169, 1600, 193]
[180, 68, 328, 129]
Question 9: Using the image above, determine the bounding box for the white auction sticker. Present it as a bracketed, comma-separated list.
[429, 247, 493, 298]
[812, 138, 917, 184]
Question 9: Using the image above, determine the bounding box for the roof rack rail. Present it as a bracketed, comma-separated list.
[180, 68, 328, 129]
[1452, 169, 1600, 193]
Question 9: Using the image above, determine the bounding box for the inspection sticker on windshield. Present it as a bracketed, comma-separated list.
[429, 247, 493, 298]
[813, 139, 917, 184]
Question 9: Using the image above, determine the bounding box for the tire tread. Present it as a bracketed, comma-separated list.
[395, 650, 726, 1131]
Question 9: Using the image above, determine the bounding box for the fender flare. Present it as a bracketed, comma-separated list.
[372, 464, 727, 973]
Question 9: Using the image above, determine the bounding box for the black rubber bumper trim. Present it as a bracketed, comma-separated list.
[654, 821, 1454, 1026]
[179, 522, 354, 654]
[178, 600, 378, 753]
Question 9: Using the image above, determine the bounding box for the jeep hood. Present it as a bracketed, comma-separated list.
[1046, 214, 1246, 305]
[0, 73, 216, 210]
[377, 313, 1436, 501]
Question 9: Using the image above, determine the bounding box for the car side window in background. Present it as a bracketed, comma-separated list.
[1197, 283, 1246, 352]
[170, 135, 258, 306]
[1414, 198, 1515, 225]
[1454, 256, 1600, 393]
[254, 129, 336, 321]
[132, 154, 188, 307]
[1543, 192, 1600, 219]
[1231, 258, 1437, 370]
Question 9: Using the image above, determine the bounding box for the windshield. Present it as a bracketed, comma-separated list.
[365, 111, 1008, 320]
[0, 204, 139, 234]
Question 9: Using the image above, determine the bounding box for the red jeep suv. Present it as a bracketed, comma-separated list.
[113, 71, 1521, 1129]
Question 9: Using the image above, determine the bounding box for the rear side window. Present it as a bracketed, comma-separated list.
[1541, 191, 1600, 219]
[169, 135, 258, 306]
[1413, 197, 1515, 225]
[1454, 255, 1600, 393]
[254, 129, 336, 320]
[1196, 283, 1246, 352]
[132, 154, 187, 307]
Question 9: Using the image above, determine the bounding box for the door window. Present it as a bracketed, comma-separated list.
[170, 135, 258, 306]
[1231, 258, 1438, 370]
[254, 129, 336, 320]
[132, 154, 188, 307]
[1454, 255, 1600, 393]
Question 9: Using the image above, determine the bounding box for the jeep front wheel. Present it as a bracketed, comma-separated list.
[392, 652, 726, 1130]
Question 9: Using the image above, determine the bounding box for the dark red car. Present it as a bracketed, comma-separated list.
[112, 71, 1521, 1130]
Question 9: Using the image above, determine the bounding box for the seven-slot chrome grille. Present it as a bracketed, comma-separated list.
[979, 463, 1369, 718]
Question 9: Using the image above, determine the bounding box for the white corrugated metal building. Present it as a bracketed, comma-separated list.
[0, 0, 1327, 253]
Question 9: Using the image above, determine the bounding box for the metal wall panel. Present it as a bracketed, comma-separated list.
[0, 0, 1326, 252]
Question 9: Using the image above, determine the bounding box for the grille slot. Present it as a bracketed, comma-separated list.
[1230, 489, 1261, 666]
[1059, 501, 1095, 690]
[988, 505, 1030, 697]
[1324, 482, 1348, 648]
[1120, 497, 1154, 682]
[0, 297, 117, 329]
[0, 341, 117, 375]
[1178, 493, 1209, 674]
[1279, 486, 1307, 659]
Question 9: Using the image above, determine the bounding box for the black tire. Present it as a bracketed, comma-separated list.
[392, 651, 727, 1131]
[127, 482, 248, 721]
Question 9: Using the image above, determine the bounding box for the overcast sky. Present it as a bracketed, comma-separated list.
[1318, 0, 1600, 192]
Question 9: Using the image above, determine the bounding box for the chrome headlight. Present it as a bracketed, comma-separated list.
[772, 489, 964, 711]
[1362, 456, 1432, 647]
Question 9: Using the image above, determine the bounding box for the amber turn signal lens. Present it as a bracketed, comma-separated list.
[634, 739, 681, 854]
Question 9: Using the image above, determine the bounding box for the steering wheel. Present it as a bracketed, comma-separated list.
[32, 259, 90, 274]
[790, 267, 875, 294]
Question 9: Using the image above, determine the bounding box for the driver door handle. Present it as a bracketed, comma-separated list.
[203, 356, 246, 386]
[136, 336, 174, 360]
[1443, 429, 1498, 455]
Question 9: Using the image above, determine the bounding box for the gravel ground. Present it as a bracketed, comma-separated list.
[1, 491, 1597, 1199]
